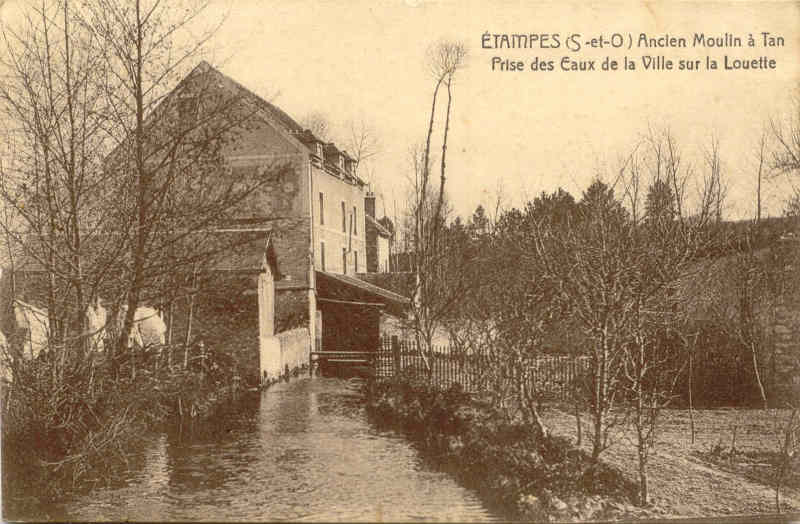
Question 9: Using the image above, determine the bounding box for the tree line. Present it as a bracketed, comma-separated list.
[397, 66, 800, 504]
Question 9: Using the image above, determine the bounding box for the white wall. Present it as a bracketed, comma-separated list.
[312, 166, 367, 274]
[259, 327, 310, 383]
[377, 235, 390, 272]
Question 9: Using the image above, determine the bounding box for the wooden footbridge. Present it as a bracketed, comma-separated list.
[309, 350, 377, 376]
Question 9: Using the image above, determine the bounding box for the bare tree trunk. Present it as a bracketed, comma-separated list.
[688, 348, 695, 444]
[521, 373, 549, 440]
[118, 0, 148, 363]
[432, 79, 453, 239]
[638, 445, 649, 506]
[167, 300, 174, 369]
[775, 409, 797, 513]
[184, 264, 199, 368]
[591, 339, 608, 466]
[756, 130, 766, 223]
[751, 340, 768, 409]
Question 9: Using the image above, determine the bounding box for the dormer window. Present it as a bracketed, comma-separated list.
[311, 142, 324, 168]
[323, 144, 343, 177]
[345, 157, 356, 176]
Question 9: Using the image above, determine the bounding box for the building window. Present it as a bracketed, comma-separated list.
[353, 206, 357, 236]
[342, 247, 347, 275]
[341, 201, 346, 233]
[320, 241, 326, 271]
[319, 192, 324, 225]
[354, 251, 358, 273]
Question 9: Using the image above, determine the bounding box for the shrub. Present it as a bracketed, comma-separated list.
[365, 375, 637, 519]
[1, 340, 247, 511]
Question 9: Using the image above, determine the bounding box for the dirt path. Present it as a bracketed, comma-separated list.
[546, 408, 800, 518]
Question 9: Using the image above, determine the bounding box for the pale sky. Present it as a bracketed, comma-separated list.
[3, 1, 799, 221]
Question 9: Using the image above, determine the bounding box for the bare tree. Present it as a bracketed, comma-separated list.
[0, 0, 294, 494]
[344, 116, 381, 180]
[297, 113, 380, 184]
[532, 180, 632, 471]
[79, 0, 290, 358]
[0, 0, 115, 372]
[702, 135, 727, 223]
[406, 40, 467, 375]
[769, 94, 800, 177]
[773, 404, 800, 512]
[532, 131, 721, 497]
[300, 111, 332, 142]
[622, 132, 723, 504]
[755, 128, 769, 223]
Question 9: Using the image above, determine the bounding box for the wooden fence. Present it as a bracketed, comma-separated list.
[376, 336, 591, 401]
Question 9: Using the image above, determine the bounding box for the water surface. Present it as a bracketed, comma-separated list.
[32, 377, 497, 522]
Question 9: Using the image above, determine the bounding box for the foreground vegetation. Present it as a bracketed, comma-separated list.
[365, 374, 672, 522]
[367, 373, 800, 520]
[0, 0, 270, 513]
[1, 343, 248, 512]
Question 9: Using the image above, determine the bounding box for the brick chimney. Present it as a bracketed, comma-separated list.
[364, 191, 377, 272]
[364, 191, 376, 218]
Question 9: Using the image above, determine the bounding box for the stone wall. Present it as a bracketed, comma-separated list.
[275, 289, 309, 333]
[169, 272, 260, 383]
[168, 273, 310, 385]
[768, 299, 800, 401]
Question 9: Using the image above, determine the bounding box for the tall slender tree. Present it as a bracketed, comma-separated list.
[407, 40, 467, 373]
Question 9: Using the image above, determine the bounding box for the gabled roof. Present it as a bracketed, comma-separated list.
[187, 62, 369, 186]
[191, 61, 305, 136]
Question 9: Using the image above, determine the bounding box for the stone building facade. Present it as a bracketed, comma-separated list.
[174, 62, 407, 383]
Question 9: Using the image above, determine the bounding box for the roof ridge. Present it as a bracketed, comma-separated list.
[195, 61, 304, 135]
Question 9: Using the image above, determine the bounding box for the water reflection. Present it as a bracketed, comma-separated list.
[22, 377, 498, 522]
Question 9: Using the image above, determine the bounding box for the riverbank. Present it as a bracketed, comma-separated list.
[365, 375, 668, 521]
[6, 377, 499, 522]
[1, 347, 250, 517]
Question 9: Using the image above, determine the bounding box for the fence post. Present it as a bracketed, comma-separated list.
[391, 335, 400, 376]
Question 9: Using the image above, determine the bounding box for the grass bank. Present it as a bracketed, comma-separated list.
[364, 374, 665, 521]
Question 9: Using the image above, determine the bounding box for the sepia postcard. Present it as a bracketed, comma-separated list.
[0, 0, 799, 522]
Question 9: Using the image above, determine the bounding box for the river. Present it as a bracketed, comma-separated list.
[23, 377, 498, 522]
